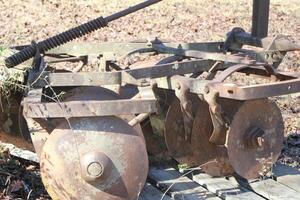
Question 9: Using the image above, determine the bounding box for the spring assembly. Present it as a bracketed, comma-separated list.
[5, 0, 163, 68]
[5, 17, 107, 68]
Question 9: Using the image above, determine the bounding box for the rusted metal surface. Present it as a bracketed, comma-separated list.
[38, 85, 149, 200]
[33, 59, 218, 87]
[24, 98, 156, 118]
[152, 43, 263, 66]
[164, 97, 195, 164]
[24, 118, 49, 158]
[41, 116, 148, 200]
[206, 78, 300, 100]
[156, 67, 300, 100]
[46, 41, 223, 57]
[0, 93, 32, 150]
[203, 90, 227, 145]
[174, 76, 195, 142]
[227, 99, 284, 179]
[0, 131, 34, 151]
[164, 95, 233, 177]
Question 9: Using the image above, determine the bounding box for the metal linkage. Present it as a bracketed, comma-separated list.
[5, 0, 162, 68]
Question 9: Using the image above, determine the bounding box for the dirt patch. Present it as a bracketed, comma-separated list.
[0, 146, 49, 199]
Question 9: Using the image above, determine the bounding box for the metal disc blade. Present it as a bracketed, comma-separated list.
[41, 116, 148, 200]
[191, 101, 234, 176]
[0, 94, 32, 150]
[191, 100, 221, 164]
[164, 96, 196, 165]
[227, 99, 284, 179]
[165, 96, 233, 176]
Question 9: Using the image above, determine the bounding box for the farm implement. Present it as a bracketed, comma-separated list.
[0, 0, 299, 199]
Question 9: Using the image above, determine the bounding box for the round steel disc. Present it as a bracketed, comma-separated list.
[164, 96, 196, 165]
[0, 94, 32, 150]
[165, 96, 233, 176]
[227, 99, 284, 179]
[191, 100, 221, 164]
[41, 116, 148, 200]
[191, 102, 234, 176]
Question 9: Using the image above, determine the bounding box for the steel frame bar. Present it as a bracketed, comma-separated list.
[152, 44, 263, 66]
[33, 59, 219, 87]
[155, 75, 300, 100]
[207, 78, 300, 100]
[23, 98, 157, 118]
[45, 41, 223, 56]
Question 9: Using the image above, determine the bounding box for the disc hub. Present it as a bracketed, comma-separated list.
[81, 152, 112, 182]
[244, 126, 266, 149]
[227, 99, 284, 179]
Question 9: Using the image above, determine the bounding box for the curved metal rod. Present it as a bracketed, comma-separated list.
[214, 64, 276, 82]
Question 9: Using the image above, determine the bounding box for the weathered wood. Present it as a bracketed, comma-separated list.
[193, 173, 265, 200]
[139, 183, 171, 200]
[149, 167, 221, 200]
[229, 176, 300, 200]
[272, 164, 300, 193]
[0, 142, 38, 163]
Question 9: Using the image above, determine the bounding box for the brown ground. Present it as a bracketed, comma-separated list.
[0, 0, 299, 199]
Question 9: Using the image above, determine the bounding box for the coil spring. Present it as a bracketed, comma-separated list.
[5, 16, 107, 68]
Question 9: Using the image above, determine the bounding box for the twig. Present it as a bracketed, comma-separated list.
[26, 189, 33, 200]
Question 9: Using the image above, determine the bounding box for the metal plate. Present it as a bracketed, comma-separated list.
[40, 116, 148, 200]
[227, 99, 284, 179]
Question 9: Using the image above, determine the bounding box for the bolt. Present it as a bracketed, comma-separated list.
[172, 63, 179, 70]
[204, 86, 210, 94]
[244, 126, 265, 149]
[257, 137, 265, 147]
[87, 162, 103, 178]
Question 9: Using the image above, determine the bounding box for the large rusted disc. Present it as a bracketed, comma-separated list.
[0, 94, 31, 144]
[192, 102, 234, 176]
[40, 116, 148, 200]
[165, 96, 234, 176]
[227, 99, 284, 179]
[164, 96, 197, 165]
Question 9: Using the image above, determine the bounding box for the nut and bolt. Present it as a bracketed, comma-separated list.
[81, 152, 111, 183]
[87, 162, 104, 178]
